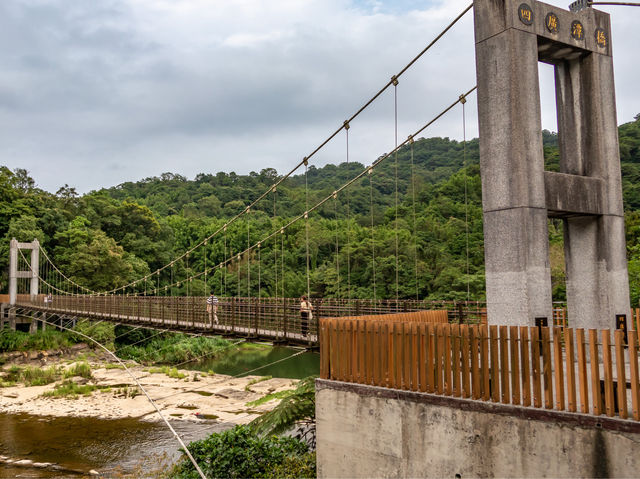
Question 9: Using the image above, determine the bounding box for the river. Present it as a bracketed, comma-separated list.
[0, 345, 319, 477]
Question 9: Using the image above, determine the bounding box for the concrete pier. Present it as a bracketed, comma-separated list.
[474, 0, 629, 327]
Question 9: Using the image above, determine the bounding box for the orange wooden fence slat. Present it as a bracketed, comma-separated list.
[531, 326, 542, 408]
[565, 328, 577, 413]
[471, 326, 481, 400]
[320, 320, 329, 379]
[436, 324, 445, 394]
[419, 323, 427, 392]
[452, 323, 461, 397]
[499, 325, 510, 404]
[520, 326, 531, 407]
[614, 329, 628, 419]
[629, 329, 640, 421]
[349, 320, 356, 382]
[372, 321, 384, 386]
[553, 327, 565, 411]
[331, 319, 340, 381]
[510, 325, 521, 406]
[461, 325, 471, 398]
[401, 322, 409, 389]
[576, 328, 589, 414]
[602, 329, 615, 417]
[394, 322, 403, 389]
[490, 325, 500, 402]
[365, 321, 373, 385]
[380, 321, 388, 387]
[444, 324, 452, 395]
[357, 319, 366, 384]
[541, 327, 553, 409]
[411, 322, 419, 391]
[589, 329, 602, 416]
[480, 325, 491, 401]
[426, 323, 435, 393]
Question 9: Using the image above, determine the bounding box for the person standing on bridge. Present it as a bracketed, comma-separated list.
[206, 291, 219, 326]
[300, 295, 313, 337]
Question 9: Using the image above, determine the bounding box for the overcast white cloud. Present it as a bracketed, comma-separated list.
[0, 0, 638, 193]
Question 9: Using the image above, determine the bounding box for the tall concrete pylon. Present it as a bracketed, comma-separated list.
[8, 238, 40, 305]
[474, 0, 629, 328]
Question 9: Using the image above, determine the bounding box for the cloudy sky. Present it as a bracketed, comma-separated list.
[1, 0, 638, 194]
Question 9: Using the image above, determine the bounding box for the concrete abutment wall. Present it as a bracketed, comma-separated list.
[316, 379, 640, 478]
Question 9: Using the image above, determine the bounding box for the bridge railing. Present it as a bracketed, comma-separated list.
[320, 317, 640, 422]
[13, 295, 319, 342]
[9, 295, 493, 343]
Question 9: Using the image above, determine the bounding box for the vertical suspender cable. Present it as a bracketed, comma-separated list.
[273, 188, 278, 299]
[247, 209, 251, 319]
[345, 122, 352, 313]
[305, 160, 311, 300]
[186, 254, 190, 297]
[333, 192, 341, 299]
[461, 95, 470, 302]
[237, 254, 241, 298]
[224, 226, 228, 298]
[204, 238, 208, 294]
[281, 228, 285, 298]
[393, 78, 400, 307]
[410, 136, 419, 300]
[258, 241, 262, 330]
[369, 167, 377, 302]
[247, 209, 251, 299]
[258, 242, 262, 301]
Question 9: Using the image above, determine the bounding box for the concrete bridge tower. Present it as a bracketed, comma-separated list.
[9, 238, 40, 305]
[474, 0, 629, 328]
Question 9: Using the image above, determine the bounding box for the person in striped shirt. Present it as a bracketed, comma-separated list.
[206, 292, 219, 326]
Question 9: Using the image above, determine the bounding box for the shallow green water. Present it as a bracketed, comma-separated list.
[183, 344, 320, 379]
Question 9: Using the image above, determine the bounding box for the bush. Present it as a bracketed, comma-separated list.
[116, 334, 231, 365]
[72, 322, 115, 350]
[4, 365, 63, 386]
[64, 361, 92, 379]
[0, 329, 73, 352]
[114, 325, 168, 346]
[169, 425, 315, 479]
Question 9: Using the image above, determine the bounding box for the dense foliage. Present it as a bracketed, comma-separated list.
[170, 425, 315, 479]
[1, 115, 639, 304]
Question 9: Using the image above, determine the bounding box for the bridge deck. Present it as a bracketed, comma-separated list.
[4, 296, 489, 348]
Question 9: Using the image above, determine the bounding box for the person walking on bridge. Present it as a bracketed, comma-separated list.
[206, 292, 219, 326]
[300, 295, 313, 338]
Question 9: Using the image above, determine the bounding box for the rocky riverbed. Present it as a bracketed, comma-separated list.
[0, 344, 296, 424]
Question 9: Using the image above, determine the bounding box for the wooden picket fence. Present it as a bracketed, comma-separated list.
[319, 318, 640, 421]
[335, 310, 449, 324]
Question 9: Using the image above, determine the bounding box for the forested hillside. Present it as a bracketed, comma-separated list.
[1, 115, 639, 303]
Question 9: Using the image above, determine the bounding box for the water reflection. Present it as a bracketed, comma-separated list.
[0, 413, 227, 478]
[183, 345, 320, 379]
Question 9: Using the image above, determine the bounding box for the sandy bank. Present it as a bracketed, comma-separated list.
[0, 350, 297, 425]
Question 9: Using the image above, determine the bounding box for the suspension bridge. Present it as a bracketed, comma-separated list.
[2, 1, 640, 477]
[2, 4, 484, 347]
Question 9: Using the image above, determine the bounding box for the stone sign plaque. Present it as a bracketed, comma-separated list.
[518, 3, 534, 25]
